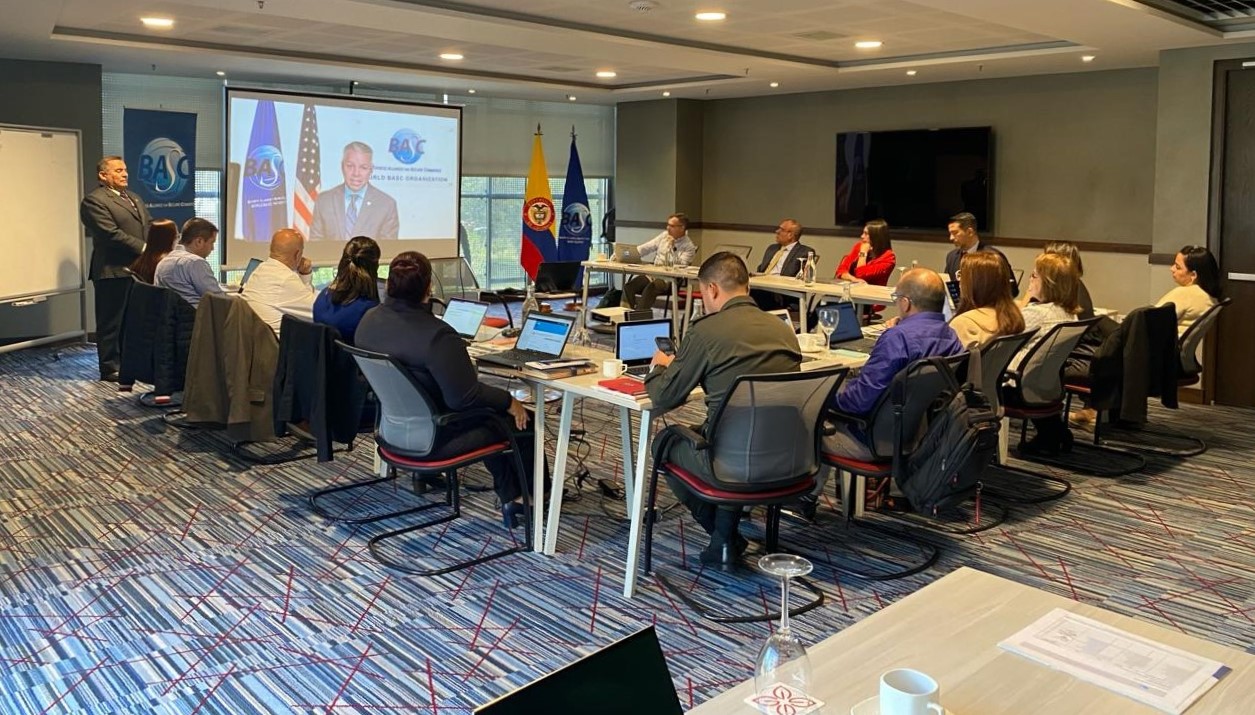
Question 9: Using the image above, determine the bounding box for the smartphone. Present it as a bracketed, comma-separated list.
[655, 336, 676, 356]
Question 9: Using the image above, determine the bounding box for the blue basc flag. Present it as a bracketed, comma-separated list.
[123, 108, 197, 226]
[557, 131, 592, 277]
[241, 100, 289, 242]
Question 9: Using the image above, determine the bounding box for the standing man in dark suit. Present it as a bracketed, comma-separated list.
[752, 218, 815, 310]
[80, 156, 151, 381]
[943, 211, 1017, 297]
[309, 142, 400, 242]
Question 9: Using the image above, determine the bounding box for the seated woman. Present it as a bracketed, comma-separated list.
[1157, 245, 1221, 336]
[949, 251, 1025, 349]
[835, 219, 896, 285]
[355, 252, 539, 529]
[1041, 241, 1094, 320]
[128, 219, 178, 284]
[1008, 252, 1082, 456]
[313, 236, 380, 344]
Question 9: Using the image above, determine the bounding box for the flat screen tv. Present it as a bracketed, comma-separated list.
[835, 127, 993, 231]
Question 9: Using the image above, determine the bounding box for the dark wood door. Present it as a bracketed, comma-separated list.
[1215, 67, 1255, 407]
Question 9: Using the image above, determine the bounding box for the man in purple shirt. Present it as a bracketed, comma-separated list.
[788, 268, 962, 520]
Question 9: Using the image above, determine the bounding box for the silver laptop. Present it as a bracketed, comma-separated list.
[475, 313, 576, 370]
[615, 319, 671, 377]
[441, 298, 491, 339]
[613, 243, 643, 264]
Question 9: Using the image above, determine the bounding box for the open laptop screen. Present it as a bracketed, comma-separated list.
[824, 301, 864, 343]
[616, 319, 671, 365]
[473, 626, 683, 715]
[441, 298, 490, 338]
[240, 258, 263, 286]
[536, 261, 580, 292]
[515, 313, 575, 356]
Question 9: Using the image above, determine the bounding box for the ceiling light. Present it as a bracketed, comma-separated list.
[216, 71, 226, 77]
[662, 91, 671, 97]
[468, 89, 476, 94]
[769, 81, 780, 88]
[140, 17, 174, 29]
[596, 70, 617, 78]
[1081, 55, 1096, 63]
[906, 70, 917, 76]
[568, 95, 577, 101]
[855, 40, 882, 49]
[695, 11, 727, 21]
[439, 52, 464, 61]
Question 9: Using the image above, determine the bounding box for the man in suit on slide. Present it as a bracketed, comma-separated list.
[310, 141, 400, 242]
[80, 156, 151, 382]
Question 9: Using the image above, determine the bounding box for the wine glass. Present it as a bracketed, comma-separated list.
[751, 554, 817, 714]
[816, 306, 839, 352]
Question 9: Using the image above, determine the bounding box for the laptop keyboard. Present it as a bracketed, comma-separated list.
[625, 364, 652, 377]
[481, 348, 555, 365]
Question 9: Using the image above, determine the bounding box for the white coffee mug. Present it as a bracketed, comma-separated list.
[602, 358, 627, 378]
[880, 668, 944, 715]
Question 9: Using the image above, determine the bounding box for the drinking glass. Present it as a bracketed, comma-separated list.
[752, 554, 816, 713]
[816, 306, 839, 352]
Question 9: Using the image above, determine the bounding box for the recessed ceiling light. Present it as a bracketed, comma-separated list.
[855, 40, 882, 49]
[140, 17, 174, 29]
[1081, 55, 1096, 63]
[906, 70, 917, 76]
[568, 95, 577, 101]
[662, 90, 671, 97]
[439, 52, 464, 61]
[695, 11, 727, 21]
[468, 89, 476, 94]
[216, 71, 226, 77]
[596, 70, 617, 78]
[769, 81, 780, 88]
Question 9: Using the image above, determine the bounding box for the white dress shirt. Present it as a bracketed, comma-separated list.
[241, 258, 315, 335]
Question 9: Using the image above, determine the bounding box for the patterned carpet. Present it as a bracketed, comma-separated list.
[1, 343, 1254, 714]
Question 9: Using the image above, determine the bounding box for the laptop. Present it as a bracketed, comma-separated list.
[535, 261, 580, 298]
[769, 308, 793, 328]
[473, 626, 683, 715]
[943, 276, 961, 321]
[475, 312, 576, 370]
[613, 243, 643, 264]
[615, 319, 671, 377]
[820, 301, 879, 353]
[441, 297, 491, 339]
[239, 258, 263, 288]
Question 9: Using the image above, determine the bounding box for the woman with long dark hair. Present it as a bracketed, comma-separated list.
[1157, 245, 1221, 335]
[312, 236, 380, 343]
[834, 219, 896, 285]
[128, 219, 178, 283]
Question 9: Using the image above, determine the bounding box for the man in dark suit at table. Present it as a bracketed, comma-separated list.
[310, 141, 399, 242]
[80, 156, 151, 382]
[752, 218, 815, 310]
[943, 211, 1017, 297]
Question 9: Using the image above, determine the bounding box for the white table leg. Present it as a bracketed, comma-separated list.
[797, 292, 810, 333]
[681, 277, 696, 337]
[530, 383, 547, 550]
[668, 279, 680, 338]
[618, 405, 634, 498]
[543, 392, 577, 555]
[998, 415, 1010, 465]
[622, 407, 653, 598]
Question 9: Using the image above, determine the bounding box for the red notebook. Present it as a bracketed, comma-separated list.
[597, 377, 648, 397]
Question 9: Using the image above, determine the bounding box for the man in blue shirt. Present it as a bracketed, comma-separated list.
[154, 218, 225, 308]
[789, 268, 962, 519]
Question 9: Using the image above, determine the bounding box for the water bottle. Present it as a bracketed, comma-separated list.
[521, 280, 539, 318]
[842, 281, 852, 303]
[803, 251, 817, 285]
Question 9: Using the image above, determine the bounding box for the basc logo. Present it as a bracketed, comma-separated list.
[137, 137, 192, 197]
[389, 128, 425, 165]
[244, 145, 285, 190]
[561, 201, 591, 236]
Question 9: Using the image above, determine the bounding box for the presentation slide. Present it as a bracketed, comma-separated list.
[224, 88, 461, 266]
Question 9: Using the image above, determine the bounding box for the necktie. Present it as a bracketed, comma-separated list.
[765, 246, 786, 275]
[346, 195, 360, 234]
[120, 191, 138, 214]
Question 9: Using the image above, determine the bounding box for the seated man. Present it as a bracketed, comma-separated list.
[621, 212, 697, 310]
[792, 268, 963, 518]
[154, 218, 225, 308]
[645, 251, 802, 568]
[751, 218, 815, 310]
[944, 211, 1017, 298]
[242, 228, 316, 335]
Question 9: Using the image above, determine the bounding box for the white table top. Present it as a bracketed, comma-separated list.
[689, 567, 1255, 714]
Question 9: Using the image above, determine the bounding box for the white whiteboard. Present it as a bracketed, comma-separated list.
[0, 125, 84, 303]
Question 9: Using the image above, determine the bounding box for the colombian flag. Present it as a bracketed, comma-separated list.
[520, 128, 558, 279]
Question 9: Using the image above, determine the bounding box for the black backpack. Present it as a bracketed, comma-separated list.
[894, 352, 1000, 516]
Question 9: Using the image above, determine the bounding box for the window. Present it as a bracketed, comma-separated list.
[460, 176, 611, 290]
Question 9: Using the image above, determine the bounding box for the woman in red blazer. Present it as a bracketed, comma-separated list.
[835, 219, 896, 285]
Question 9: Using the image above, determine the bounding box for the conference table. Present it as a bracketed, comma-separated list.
[523, 343, 869, 599]
[690, 566, 1255, 714]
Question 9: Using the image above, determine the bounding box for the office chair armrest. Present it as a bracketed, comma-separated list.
[434, 407, 503, 429]
[826, 407, 868, 431]
[663, 423, 710, 451]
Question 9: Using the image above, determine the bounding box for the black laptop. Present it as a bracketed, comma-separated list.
[475, 312, 576, 370]
[473, 626, 683, 715]
[821, 301, 879, 353]
[441, 297, 491, 340]
[615, 318, 671, 377]
[535, 261, 581, 297]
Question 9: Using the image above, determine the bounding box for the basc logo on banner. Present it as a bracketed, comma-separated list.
[389, 128, 425, 164]
[137, 137, 191, 197]
[123, 108, 197, 226]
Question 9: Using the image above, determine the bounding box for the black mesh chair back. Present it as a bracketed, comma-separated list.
[711, 244, 753, 260]
[1179, 297, 1229, 376]
[977, 329, 1038, 414]
[861, 353, 969, 460]
[704, 367, 846, 490]
[341, 344, 440, 455]
[1014, 318, 1099, 406]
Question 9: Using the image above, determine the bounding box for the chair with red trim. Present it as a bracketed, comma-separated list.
[318, 343, 532, 576]
[643, 366, 848, 623]
[820, 353, 971, 580]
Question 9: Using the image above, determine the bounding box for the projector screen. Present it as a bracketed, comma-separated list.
[224, 88, 461, 267]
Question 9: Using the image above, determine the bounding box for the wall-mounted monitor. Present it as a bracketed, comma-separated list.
[835, 127, 993, 232]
